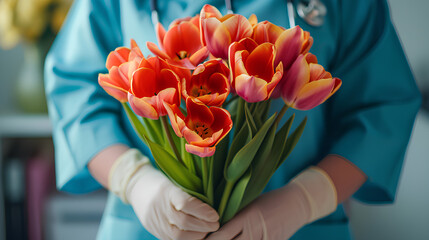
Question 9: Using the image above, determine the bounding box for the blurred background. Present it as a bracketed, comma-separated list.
[0, 0, 428, 239]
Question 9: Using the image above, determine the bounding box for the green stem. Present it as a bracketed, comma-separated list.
[234, 98, 245, 138]
[202, 157, 208, 195]
[218, 180, 235, 222]
[207, 156, 214, 205]
[161, 116, 184, 166]
[223, 95, 238, 107]
[274, 105, 289, 126]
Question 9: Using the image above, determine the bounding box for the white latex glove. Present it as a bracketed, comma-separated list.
[109, 149, 220, 240]
[207, 166, 337, 240]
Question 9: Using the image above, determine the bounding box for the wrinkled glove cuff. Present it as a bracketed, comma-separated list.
[290, 166, 338, 223]
[108, 148, 150, 204]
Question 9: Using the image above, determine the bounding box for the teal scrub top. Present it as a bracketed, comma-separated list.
[44, 0, 421, 239]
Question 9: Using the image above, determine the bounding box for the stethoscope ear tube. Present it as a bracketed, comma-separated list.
[148, 0, 326, 31]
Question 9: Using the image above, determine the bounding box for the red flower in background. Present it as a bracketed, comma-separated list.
[165, 98, 232, 157]
[128, 57, 181, 119]
[147, 15, 209, 69]
[182, 59, 230, 106]
[229, 38, 283, 102]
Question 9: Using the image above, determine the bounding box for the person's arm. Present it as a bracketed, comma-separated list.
[317, 154, 367, 203]
[88, 144, 129, 188]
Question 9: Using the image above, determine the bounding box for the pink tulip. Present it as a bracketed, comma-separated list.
[228, 37, 283, 102]
[281, 53, 342, 110]
[200, 4, 253, 59]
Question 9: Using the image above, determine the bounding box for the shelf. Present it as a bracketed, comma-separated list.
[0, 114, 52, 137]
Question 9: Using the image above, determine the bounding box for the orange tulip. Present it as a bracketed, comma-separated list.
[281, 53, 341, 110]
[182, 59, 230, 106]
[164, 98, 233, 157]
[128, 57, 181, 119]
[147, 15, 209, 69]
[200, 4, 253, 59]
[228, 37, 283, 102]
[252, 20, 285, 45]
[99, 39, 144, 102]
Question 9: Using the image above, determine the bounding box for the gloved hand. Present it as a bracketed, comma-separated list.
[109, 149, 220, 240]
[207, 166, 337, 240]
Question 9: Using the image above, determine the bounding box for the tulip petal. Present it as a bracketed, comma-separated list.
[128, 94, 159, 119]
[189, 46, 210, 66]
[204, 17, 231, 59]
[248, 14, 258, 26]
[222, 15, 253, 43]
[185, 144, 216, 157]
[156, 23, 167, 50]
[131, 67, 157, 98]
[164, 22, 202, 59]
[183, 128, 204, 144]
[294, 78, 335, 110]
[324, 77, 342, 100]
[156, 88, 179, 116]
[281, 54, 310, 104]
[275, 26, 306, 69]
[210, 107, 233, 137]
[235, 75, 268, 102]
[98, 73, 128, 102]
[245, 42, 275, 81]
[147, 41, 171, 60]
[309, 64, 332, 81]
[106, 47, 130, 70]
[164, 102, 185, 137]
[266, 62, 283, 96]
[186, 98, 215, 127]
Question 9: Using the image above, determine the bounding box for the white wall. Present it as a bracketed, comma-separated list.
[348, 1, 429, 239]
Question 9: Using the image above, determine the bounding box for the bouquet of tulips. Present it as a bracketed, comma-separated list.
[98, 4, 341, 224]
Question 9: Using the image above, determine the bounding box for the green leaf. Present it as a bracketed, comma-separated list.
[213, 137, 229, 192]
[143, 135, 203, 193]
[222, 168, 252, 224]
[181, 138, 196, 175]
[233, 98, 245, 138]
[244, 103, 257, 136]
[122, 103, 148, 143]
[240, 114, 295, 208]
[277, 116, 307, 169]
[225, 114, 276, 182]
[224, 122, 251, 171]
[141, 117, 163, 144]
[165, 174, 210, 204]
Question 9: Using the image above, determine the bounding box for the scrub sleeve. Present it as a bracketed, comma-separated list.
[45, 0, 131, 194]
[326, 0, 421, 203]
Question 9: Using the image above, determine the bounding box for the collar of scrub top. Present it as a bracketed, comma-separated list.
[149, 0, 326, 32]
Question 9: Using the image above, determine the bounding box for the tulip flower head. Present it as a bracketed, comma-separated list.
[147, 15, 209, 69]
[99, 39, 144, 102]
[182, 59, 230, 106]
[128, 57, 181, 119]
[281, 53, 341, 110]
[200, 4, 253, 59]
[165, 98, 233, 157]
[229, 37, 283, 103]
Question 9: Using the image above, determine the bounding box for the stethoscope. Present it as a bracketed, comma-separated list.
[149, 0, 326, 30]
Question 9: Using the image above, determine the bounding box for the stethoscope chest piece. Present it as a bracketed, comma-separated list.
[296, 0, 327, 27]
